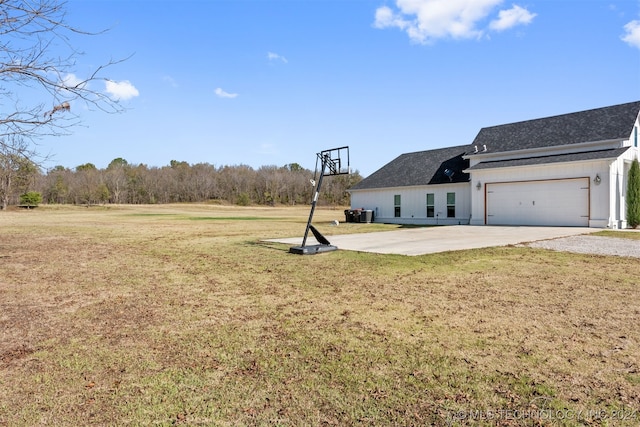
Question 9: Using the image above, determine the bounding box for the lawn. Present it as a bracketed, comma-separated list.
[1, 204, 639, 426]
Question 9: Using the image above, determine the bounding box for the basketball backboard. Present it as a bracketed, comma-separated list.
[316, 146, 350, 177]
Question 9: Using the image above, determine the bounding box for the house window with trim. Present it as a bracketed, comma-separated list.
[635, 126, 638, 147]
[446, 192, 455, 218]
[394, 195, 401, 217]
[426, 193, 435, 217]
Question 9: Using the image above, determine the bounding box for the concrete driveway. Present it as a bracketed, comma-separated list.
[268, 225, 600, 256]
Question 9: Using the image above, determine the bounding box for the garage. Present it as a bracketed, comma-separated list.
[486, 178, 589, 226]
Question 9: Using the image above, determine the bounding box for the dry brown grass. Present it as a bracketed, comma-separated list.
[1, 204, 639, 426]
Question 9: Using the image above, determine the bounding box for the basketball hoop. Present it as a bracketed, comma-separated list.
[289, 146, 350, 255]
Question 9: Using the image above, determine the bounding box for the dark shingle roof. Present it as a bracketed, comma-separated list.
[468, 101, 640, 154]
[350, 145, 470, 190]
[466, 147, 630, 171]
[351, 101, 639, 191]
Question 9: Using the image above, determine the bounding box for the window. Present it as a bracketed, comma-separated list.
[426, 193, 435, 217]
[446, 192, 455, 218]
[394, 194, 401, 217]
[635, 126, 638, 147]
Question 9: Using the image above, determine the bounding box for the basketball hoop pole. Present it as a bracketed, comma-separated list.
[301, 152, 329, 247]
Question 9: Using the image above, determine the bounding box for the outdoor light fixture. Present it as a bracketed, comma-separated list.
[476, 182, 482, 190]
[594, 174, 601, 185]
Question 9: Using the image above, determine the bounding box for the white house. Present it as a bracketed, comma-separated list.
[349, 101, 640, 228]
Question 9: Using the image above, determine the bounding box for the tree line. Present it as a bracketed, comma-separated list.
[0, 157, 362, 208]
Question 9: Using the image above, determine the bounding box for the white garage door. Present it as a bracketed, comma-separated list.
[486, 178, 589, 226]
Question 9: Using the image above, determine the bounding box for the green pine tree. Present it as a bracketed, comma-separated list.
[19, 191, 42, 208]
[627, 158, 640, 228]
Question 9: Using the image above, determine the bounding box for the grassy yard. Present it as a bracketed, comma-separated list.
[1, 204, 639, 426]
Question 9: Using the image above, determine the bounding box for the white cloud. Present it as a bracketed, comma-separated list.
[162, 75, 178, 88]
[215, 87, 238, 99]
[267, 51, 288, 63]
[62, 73, 85, 89]
[374, 0, 536, 44]
[105, 80, 139, 101]
[374, 6, 410, 31]
[489, 5, 536, 31]
[622, 20, 640, 49]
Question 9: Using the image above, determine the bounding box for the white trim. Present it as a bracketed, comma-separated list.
[463, 155, 622, 174]
[464, 139, 626, 167]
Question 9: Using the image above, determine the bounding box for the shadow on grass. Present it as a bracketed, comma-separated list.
[246, 240, 293, 253]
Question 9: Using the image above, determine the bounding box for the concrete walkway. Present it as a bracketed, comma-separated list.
[268, 225, 600, 256]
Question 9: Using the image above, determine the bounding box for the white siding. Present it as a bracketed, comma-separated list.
[350, 183, 470, 225]
[610, 147, 639, 228]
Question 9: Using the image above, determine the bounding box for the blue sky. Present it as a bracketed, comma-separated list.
[38, 0, 640, 177]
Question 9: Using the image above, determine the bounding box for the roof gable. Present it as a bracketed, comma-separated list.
[469, 101, 640, 154]
[350, 145, 470, 190]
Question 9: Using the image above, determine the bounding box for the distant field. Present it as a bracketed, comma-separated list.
[1, 204, 639, 426]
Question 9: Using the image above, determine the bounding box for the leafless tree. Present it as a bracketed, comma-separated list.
[1, 0, 126, 160]
[36, 159, 362, 206]
[40, 165, 70, 203]
[0, 135, 38, 209]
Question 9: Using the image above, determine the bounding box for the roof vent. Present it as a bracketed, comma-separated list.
[474, 145, 478, 153]
[444, 168, 455, 181]
[482, 144, 487, 152]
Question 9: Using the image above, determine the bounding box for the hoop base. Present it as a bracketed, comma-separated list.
[289, 244, 338, 255]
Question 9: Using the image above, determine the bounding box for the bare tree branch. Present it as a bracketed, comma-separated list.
[1, 0, 128, 160]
